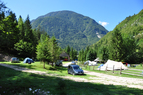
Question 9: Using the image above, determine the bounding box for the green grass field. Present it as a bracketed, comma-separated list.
[78, 62, 143, 79]
[0, 65, 143, 95]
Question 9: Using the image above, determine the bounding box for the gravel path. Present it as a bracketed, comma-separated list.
[1, 63, 143, 90]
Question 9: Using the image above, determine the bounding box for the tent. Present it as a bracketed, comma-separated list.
[94, 58, 102, 62]
[23, 58, 34, 63]
[84, 61, 98, 66]
[98, 60, 128, 70]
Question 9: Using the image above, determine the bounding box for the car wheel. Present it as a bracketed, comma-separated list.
[68, 70, 70, 74]
[72, 72, 75, 75]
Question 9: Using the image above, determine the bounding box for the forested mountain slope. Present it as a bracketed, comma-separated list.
[91, 9, 143, 63]
[31, 10, 108, 50]
[94, 9, 143, 48]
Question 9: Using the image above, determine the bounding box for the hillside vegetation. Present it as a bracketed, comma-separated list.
[91, 9, 143, 63]
[31, 10, 108, 50]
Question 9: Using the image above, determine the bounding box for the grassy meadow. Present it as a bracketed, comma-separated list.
[0, 64, 143, 95]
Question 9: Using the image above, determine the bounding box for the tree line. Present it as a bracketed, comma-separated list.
[0, 1, 79, 68]
[78, 28, 143, 64]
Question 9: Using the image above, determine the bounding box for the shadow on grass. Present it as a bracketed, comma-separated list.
[0, 66, 143, 95]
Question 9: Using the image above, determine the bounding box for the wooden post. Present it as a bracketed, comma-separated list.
[120, 66, 122, 74]
[113, 65, 115, 73]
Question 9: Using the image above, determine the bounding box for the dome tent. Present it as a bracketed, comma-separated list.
[23, 57, 34, 64]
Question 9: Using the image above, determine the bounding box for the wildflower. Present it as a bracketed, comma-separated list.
[29, 88, 32, 91]
[35, 89, 37, 92]
[32, 91, 35, 93]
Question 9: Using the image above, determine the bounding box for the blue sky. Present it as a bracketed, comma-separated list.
[4, 0, 143, 31]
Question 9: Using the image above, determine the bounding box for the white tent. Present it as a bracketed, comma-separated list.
[98, 60, 128, 70]
[88, 61, 98, 66]
[84, 61, 98, 66]
[94, 58, 102, 62]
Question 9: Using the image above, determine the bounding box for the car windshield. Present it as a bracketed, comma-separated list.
[73, 66, 81, 70]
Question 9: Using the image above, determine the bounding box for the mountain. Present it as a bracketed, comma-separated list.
[93, 9, 143, 48]
[31, 10, 108, 50]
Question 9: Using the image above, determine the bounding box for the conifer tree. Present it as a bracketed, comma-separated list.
[109, 28, 124, 61]
[18, 15, 25, 40]
[24, 15, 33, 43]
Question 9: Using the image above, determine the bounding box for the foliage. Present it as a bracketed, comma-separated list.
[36, 34, 51, 68]
[90, 9, 143, 63]
[49, 36, 61, 66]
[98, 46, 109, 62]
[31, 10, 108, 50]
[108, 28, 124, 61]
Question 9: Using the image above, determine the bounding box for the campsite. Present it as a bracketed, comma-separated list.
[0, 60, 143, 95]
[1, 0, 143, 95]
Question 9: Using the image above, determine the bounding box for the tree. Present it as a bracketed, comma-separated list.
[0, 11, 19, 53]
[109, 28, 124, 61]
[98, 46, 109, 62]
[49, 36, 61, 66]
[14, 40, 33, 58]
[36, 35, 51, 68]
[24, 15, 33, 43]
[65, 45, 70, 55]
[122, 35, 140, 63]
[78, 49, 84, 62]
[86, 49, 97, 61]
[18, 15, 25, 40]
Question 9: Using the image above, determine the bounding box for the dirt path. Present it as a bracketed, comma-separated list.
[1, 63, 143, 90]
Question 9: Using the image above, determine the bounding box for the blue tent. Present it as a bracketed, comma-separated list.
[23, 58, 34, 63]
[98, 64, 104, 68]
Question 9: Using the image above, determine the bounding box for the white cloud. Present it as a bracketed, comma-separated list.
[99, 21, 109, 27]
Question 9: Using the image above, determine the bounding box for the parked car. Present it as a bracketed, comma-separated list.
[11, 57, 20, 63]
[68, 65, 84, 75]
[55, 60, 63, 66]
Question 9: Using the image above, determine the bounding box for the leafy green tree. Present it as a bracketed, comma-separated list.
[0, 11, 19, 53]
[36, 35, 51, 68]
[49, 36, 61, 66]
[14, 40, 33, 58]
